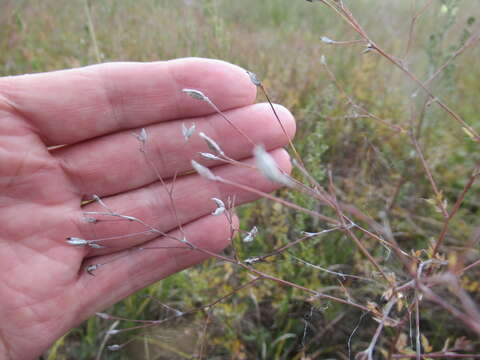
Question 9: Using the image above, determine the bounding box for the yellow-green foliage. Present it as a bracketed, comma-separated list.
[2, 0, 479, 358]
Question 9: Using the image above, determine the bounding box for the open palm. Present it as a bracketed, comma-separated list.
[0, 58, 295, 359]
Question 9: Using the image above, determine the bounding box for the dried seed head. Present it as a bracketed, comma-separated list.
[139, 128, 147, 142]
[133, 128, 148, 144]
[87, 264, 101, 275]
[253, 145, 293, 186]
[66, 237, 88, 246]
[96, 312, 111, 320]
[243, 226, 258, 243]
[320, 36, 337, 44]
[301, 231, 318, 236]
[211, 197, 226, 216]
[199, 152, 222, 161]
[182, 122, 196, 141]
[211, 207, 224, 216]
[244, 256, 261, 265]
[191, 160, 218, 181]
[199, 132, 225, 156]
[362, 43, 374, 54]
[182, 88, 208, 101]
[246, 70, 262, 86]
[82, 216, 98, 224]
[108, 344, 122, 351]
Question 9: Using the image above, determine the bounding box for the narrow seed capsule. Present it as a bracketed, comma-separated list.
[320, 36, 335, 44]
[246, 70, 261, 86]
[182, 88, 208, 101]
[199, 152, 222, 161]
[199, 132, 225, 156]
[96, 312, 111, 319]
[66, 237, 88, 246]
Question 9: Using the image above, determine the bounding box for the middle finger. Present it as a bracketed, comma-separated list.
[53, 103, 295, 198]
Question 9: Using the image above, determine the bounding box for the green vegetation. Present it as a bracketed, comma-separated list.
[1, 0, 479, 358]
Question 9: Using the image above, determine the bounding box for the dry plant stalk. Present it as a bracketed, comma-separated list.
[66, 1, 479, 358]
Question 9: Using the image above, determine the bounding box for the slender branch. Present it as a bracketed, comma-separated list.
[411, 135, 449, 218]
[412, 25, 480, 96]
[315, 0, 480, 141]
[248, 227, 342, 264]
[403, 0, 434, 60]
[258, 83, 304, 167]
[433, 164, 480, 254]
[357, 297, 397, 360]
[83, 0, 101, 63]
[321, 58, 405, 133]
[461, 258, 480, 274]
[327, 171, 392, 284]
[419, 284, 480, 335]
[216, 176, 338, 224]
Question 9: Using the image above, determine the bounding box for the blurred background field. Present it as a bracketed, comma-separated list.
[1, 0, 480, 359]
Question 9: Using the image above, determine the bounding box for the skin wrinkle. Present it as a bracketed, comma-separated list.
[97, 64, 127, 133]
[0, 80, 23, 119]
[1, 278, 79, 358]
[0, 80, 50, 146]
[72, 248, 153, 317]
[1, 151, 77, 208]
[0, 245, 79, 359]
[4, 300, 77, 360]
[50, 70, 99, 146]
[4, 283, 67, 325]
[1, 205, 45, 242]
[0, 147, 32, 193]
[55, 155, 87, 200]
[3, 240, 76, 297]
[166, 60, 184, 122]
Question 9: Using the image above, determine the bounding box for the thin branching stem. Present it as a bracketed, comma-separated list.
[433, 164, 480, 254]
[410, 134, 449, 218]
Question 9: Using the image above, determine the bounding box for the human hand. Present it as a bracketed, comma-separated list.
[0, 58, 295, 359]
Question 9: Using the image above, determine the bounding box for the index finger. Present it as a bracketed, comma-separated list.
[0, 58, 257, 145]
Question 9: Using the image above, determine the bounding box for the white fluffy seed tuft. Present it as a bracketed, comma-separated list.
[253, 145, 292, 186]
[191, 160, 218, 181]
